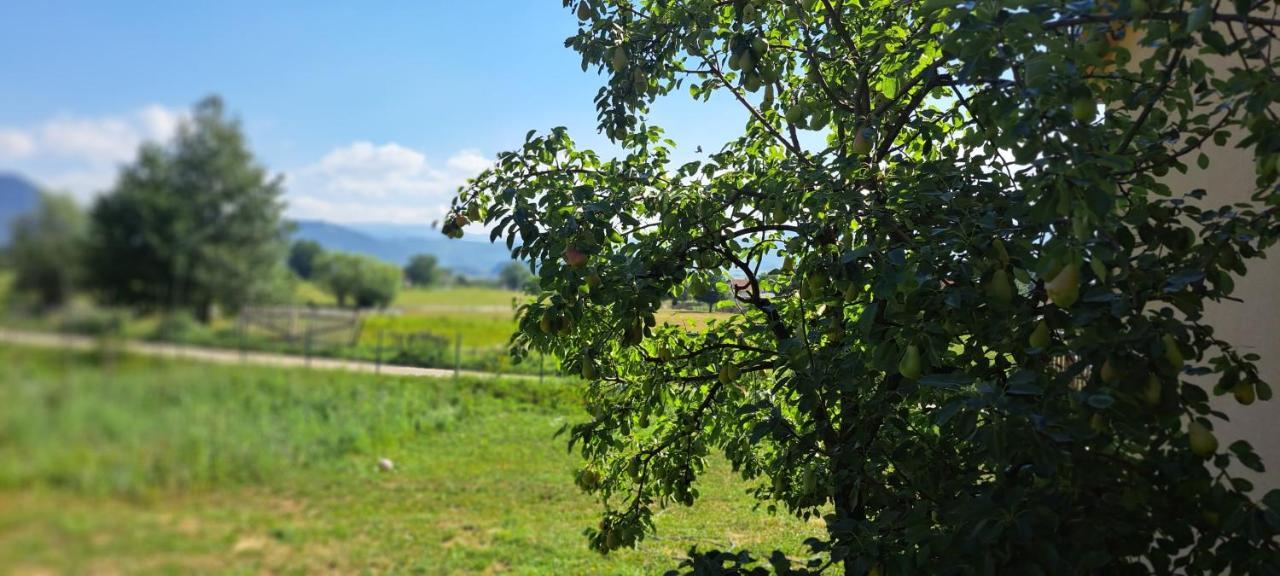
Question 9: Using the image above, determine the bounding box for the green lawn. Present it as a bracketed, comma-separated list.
[0, 346, 818, 574]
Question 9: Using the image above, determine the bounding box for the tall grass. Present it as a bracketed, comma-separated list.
[0, 346, 569, 496]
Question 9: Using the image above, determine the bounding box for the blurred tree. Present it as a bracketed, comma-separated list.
[288, 239, 324, 279]
[446, 1, 1280, 573]
[8, 192, 85, 308]
[404, 253, 444, 287]
[497, 261, 535, 291]
[85, 96, 288, 322]
[314, 251, 400, 309]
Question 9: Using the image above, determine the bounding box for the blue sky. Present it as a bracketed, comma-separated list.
[0, 1, 749, 224]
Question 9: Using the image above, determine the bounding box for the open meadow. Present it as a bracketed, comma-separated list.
[0, 345, 819, 574]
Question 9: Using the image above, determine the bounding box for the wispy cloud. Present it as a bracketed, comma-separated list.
[284, 142, 493, 225]
[0, 105, 187, 199]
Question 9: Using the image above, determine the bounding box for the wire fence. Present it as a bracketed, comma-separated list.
[235, 305, 552, 382]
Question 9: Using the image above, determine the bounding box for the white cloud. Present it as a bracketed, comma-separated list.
[0, 105, 187, 199]
[285, 142, 493, 224]
[0, 129, 35, 158]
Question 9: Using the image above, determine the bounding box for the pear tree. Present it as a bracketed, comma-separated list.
[447, 1, 1280, 573]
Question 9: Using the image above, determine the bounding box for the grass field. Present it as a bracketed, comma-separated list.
[0, 346, 818, 574]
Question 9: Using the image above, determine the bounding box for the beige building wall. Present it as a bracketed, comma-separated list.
[1116, 27, 1279, 492]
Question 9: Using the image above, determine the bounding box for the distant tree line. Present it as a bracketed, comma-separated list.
[1, 95, 531, 318]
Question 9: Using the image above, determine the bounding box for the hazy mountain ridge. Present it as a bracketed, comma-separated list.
[0, 173, 41, 245]
[291, 219, 515, 278]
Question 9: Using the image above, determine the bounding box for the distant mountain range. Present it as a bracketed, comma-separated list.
[0, 173, 40, 245]
[291, 219, 516, 278]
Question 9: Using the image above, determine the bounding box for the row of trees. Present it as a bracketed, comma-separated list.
[4, 97, 290, 320]
[3, 95, 437, 316]
[287, 240, 401, 308]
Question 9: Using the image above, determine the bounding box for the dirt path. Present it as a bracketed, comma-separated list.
[0, 328, 538, 380]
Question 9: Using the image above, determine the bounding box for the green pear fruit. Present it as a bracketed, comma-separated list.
[986, 269, 1015, 306]
[1187, 421, 1218, 457]
[577, 1, 592, 21]
[719, 364, 740, 385]
[1029, 320, 1051, 349]
[1072, 96, 1098, 123]
[992, 238, 1010, 266]
[539, 312, 554, 334]
[586, 272, 602, 289]
[658, 345, 673, 362]
[785, 104, 805, 125]
[1142, 374, 1162, 406]
[1130, 0, 1148, 15]
[1045, 264, 1080, 308]
[852, 128, 873, 155]
[898, 345, 923, 380]
[1233, 382, 1256, 406]
[1090, 413, 1107, 433]
[1161, 334, 1184, 373]
[612, 45, 628, 69]
[1100, 357, 1119, 383]
[581, 360, 598, 380]
[579, 467, 601, 489]
[750, 37, 767, 56]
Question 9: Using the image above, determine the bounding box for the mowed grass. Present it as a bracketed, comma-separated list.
[0, 346, 819, 574]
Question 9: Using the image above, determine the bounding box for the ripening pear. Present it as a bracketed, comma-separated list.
[899, 344, 923, 380]
[1142, 374, 1162, 406]
[658, 345, 673, 362]
[785, 104, 805, 125]
[1045, 264, 1080, 308]
[1161, 334, 1184, 373]
[852, 128, 873, 155]
[1187, 421, 1218, 458]
[1100, 357, 1119, 383]
[539, 312, 554, 333]
[1233, 382, 1256, 406]
[1072, 96, 1098, 123]
[1029, 320, 1051, 349]
[986, 269, 1014, 306]
[586, 272, 602, 289]
[992, 238, 1010, 266]
[719, 364, 741, 385]
[579, 467, 601, 489]
[612, 45, 628, 69]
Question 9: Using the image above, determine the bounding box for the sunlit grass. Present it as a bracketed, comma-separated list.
[0, 346, 820, 574]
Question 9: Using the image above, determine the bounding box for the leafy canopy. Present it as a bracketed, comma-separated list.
[8, 192, 86, 309]
[315, 251, 401, 309]
[449, 1, 1280, 573]
[404, 253, 445, 287]
[86, 96, 289, 320]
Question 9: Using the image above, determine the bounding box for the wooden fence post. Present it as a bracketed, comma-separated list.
[305, 316, 313, 368]
[454, 333, 462, 380]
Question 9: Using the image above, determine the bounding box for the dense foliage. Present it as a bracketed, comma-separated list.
[448, 0, 1280, 573]
[86, 96, 289, 321]
[315, 251, 402, 309]
[405, 253, 446, 287]
[498, 261, 537, 291]
[288, 239, 325, 280]
[7, 192, 85, 308]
